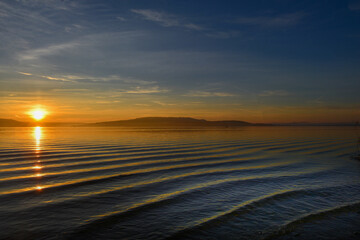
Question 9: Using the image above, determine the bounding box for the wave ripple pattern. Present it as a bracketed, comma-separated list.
[0, 126, 359, 240]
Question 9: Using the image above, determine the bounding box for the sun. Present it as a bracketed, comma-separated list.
[29, 108, 47, 121]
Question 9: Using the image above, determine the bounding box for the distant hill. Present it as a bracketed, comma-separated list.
[0, 119, 29, 127]
[0, 117, 268, 127]
[88, 117, 270, 128]
[2, 117, 357, 127]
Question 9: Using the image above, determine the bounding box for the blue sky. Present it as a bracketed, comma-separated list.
[0, 0, 360, 122]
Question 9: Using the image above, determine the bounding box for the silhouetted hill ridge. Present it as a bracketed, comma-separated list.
[2, 117, 358, 127]
[0, 119, 28, 127]
[91, 117, 267, 127]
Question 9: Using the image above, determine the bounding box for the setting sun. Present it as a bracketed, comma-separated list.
[29, 108, 47, 121]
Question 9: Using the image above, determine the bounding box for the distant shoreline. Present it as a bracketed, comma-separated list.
[1, 117, 358, 127]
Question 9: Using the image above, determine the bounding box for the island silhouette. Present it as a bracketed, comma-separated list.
[1, 117, 358, 127]
[0, 117, 269, 127]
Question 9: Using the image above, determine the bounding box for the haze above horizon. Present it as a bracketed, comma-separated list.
[1, 0, 359, 123]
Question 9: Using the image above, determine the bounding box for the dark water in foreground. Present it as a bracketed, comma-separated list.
[0, 126, 360, 240]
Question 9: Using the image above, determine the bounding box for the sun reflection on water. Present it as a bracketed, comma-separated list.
[33, 126, 43, 191]
[34, 126, 42, 153]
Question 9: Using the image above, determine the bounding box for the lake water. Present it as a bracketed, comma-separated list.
[0, 126, 360, 240]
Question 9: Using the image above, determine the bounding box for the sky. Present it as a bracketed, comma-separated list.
[0, 0, 360, 123]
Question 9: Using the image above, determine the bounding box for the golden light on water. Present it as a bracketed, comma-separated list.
[34, 126, 42, 152]
[32, 126, 44, 191]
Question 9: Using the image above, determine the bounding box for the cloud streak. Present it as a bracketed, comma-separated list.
[186, 91, 235, 97]
[18, 72, 32, 76]
[131, 9, 203, 30]
[42, 76, 70, 82]
[122, 86, 168, 94]
[18, 42, 80, 60]
[258, 90, 290, 97]
[15, 71, 157, 86]
[15, 0, 79, 10]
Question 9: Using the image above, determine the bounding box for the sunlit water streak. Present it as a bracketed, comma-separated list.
[0, 126, 359, 240]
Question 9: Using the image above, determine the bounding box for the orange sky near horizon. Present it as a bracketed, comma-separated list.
[1, 99, 359, 124]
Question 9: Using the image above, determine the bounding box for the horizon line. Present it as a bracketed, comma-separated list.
[1, 116, 359, 126]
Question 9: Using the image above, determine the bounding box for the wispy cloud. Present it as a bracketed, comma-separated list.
[134, 103, 151, 107]
[18, 72, 32, 76]
[186, 91, 235, 97]
[131, 9, 203, 30]
[95, 100, 120, 104]
[153, 101, 176, 106]
[131, 9, 179, 26]
[236, 12, 305, 27]
[15, 0, 79, 11]
[52, 89, 90, 92]
[183, 23, 203, 31]
[57, 74, 155, 85]
[42, 76, 70, 82]
[64, 24, 85, 33]
[19, 72, 156, 85]
[258, 90, 290, 97]
[116, 16, 127, 21]
[206, 31, 241, 39]
[122, 86, 168, 94]
[18, 42, 80, 60]
[0, 1, 56, 36]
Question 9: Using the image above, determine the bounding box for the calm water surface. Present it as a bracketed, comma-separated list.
[0, 126, 360, 240]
